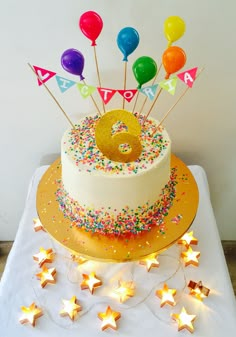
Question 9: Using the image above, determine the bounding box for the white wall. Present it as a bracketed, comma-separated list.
[0, 0, 235, 240]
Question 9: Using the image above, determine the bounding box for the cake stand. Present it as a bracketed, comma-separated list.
[36, 154, 198, 262]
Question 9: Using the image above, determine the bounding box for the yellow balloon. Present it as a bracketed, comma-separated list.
[164, 16, 186, 47]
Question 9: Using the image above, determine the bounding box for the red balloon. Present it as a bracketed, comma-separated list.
[162, 46, 186, 79]
[79, 11, 103, 46]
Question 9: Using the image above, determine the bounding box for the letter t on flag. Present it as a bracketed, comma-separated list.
[33, 65, 56, 86]
[97, 88, 117, 104]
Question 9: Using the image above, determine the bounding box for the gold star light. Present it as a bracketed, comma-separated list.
[139, 253, 159, 272]
[33, 247, 54, 267]
[80, 272, 102, 294]
[60, 296, 82, 321]
[156, 283, 177, 307]
[181, 246, 200, 267]
[98, 306, 121, 331]
[33, 218, 45, 232]
[19, 302, 43, 327]
[188, 280, 210, 301]
[178, 231, 198, 247]
[172, 307, 196, 333]
[114, 280, 135, 303]
[36, 265, 57, 288]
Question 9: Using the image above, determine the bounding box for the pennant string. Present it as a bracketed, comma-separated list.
[93, 46, 105, 114]
[151, 67, 204, 137]
[143, 87, 163, 124]
[123, 61, 127, 109]
[28, 63, 76, 129]
[82, 80, 102, 117]
[139, 63, 163, 115]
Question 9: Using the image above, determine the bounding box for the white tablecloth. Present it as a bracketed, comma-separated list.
[0, 165, 235, 337]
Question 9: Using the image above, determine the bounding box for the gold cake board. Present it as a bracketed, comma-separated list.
[36, 154, 199, 262]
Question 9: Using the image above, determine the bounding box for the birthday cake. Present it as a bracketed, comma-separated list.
[56, 110, 176, 236]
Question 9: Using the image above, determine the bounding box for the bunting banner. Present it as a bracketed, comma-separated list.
[177, 67, 198, 88]
[77, 83, 96, 98]
[117, 89, 137, 103]
[97, 88, 117, 104]
[139, 84, 158, 100]
[159, 77, 177, 95]
[55, 75, 76, 93]
[33, 65, 56, 86]
[31, 65, 199, 103]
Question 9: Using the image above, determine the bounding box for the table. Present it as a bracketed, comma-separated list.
[0, 165, 236, 336]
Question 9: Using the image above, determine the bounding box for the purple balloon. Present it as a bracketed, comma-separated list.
[61, 48, 85, 80]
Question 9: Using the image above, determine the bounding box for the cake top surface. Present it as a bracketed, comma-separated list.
[61, 113, 171, 176]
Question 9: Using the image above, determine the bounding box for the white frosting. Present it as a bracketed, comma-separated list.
[61, 113, 171, 212]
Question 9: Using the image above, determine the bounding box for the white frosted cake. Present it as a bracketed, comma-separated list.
[56, 110, 176, 236]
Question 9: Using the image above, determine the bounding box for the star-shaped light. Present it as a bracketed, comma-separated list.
[98, 306, 121, 331]
[36, 265, 57, 288]
[33, 218, 45, 232]
[71, 254, 88, 265]
[181, 246, 200, 267]
[178, 231, 198, 247]
[156, 283, 177, 307]
[33, 247, 54, 267]
[114, 280, 135, 303]
[188, 280, 210, 301]
[60, 296, 82, 320]
[19, 302, 43, 327]
[139, 253, 159, 272]
[172, 307, 196, 333]
[80, 272, 102, 294]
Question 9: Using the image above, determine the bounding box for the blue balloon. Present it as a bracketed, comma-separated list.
[117, 27, 140, 61]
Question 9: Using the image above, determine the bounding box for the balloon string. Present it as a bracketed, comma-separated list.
[139, 63, 163, 116]
[132, 91, 140, 114]
[123, 61, 127, 109]
[151, 67, 204, 137]
[82, 80, 102, 117]
[93, 46, 105, 114]
[28, 63, 76, 130]
[143, 88, 163, 124]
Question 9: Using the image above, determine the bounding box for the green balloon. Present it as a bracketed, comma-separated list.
[132, 56, 157, 89]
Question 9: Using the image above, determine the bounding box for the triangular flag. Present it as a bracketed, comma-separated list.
[117, 89, 137, 103]
[55, 75, 76, 93]
[139, 84, 158, 100]
[33, 65, 56, 86]
[97, 88, 117, 104]
[177, 67, 198, 88]
[77, 83, 96, 98]
[159, 77, 177, 95]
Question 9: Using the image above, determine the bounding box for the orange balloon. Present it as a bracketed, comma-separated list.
[162, 46, 186, 79]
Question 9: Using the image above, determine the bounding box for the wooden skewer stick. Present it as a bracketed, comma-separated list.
[93, 46, 105, 114]
[139, 63, 163, 115]
[82, 80, 102, 117]
[28, 63, 76, 129]
[123, 61, 127, 110]
[132, 90, 140, 114]
[143, 87, 163, 124]
[151, 67, 204, 137]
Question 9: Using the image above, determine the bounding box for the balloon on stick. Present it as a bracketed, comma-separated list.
[117, 27, 140, 109]
[61, 48, 101, 116]
[164, 16, 186, 47]
[162, 46, 186, 79]
[132, 56, 157, 113]
[79, 11, 105, 113]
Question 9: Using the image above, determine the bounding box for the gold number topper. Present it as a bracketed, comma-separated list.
[95, 109, 142, 163]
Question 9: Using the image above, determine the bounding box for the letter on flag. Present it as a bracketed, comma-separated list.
[139, 84, 158, 100]
[117, 89, 137, 103]
[177, 67, 198, 88]
[77, 83, 96, 98]
[159, 77, 177, 95]
[97, 88, 117, 104]
[33, 65, 56, 86]
[56, 75, 76, 93]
